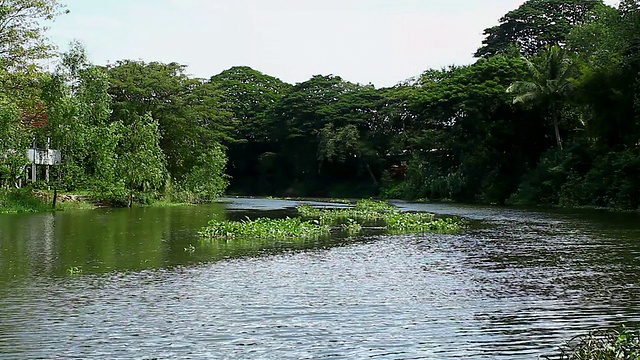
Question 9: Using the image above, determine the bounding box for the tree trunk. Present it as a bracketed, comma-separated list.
[553, 112, 563, 150]
[365, 163, 379, 186]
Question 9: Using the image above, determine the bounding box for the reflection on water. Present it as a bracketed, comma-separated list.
[0, 199, 639, 359]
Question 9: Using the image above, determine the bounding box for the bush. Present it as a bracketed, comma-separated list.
[0, 187, 49, 213]
[584, 150, 640, 209]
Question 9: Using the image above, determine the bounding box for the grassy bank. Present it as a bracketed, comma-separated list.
[0, 188, 95, 214]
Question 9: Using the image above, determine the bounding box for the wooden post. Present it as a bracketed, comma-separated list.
[45, 138, 50, 186]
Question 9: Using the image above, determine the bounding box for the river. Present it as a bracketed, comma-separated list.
[0, 198, 639, 359]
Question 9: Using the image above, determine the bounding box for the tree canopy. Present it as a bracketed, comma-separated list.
[2, 0, 640, 210]
[475, 0, 604, 58]
[0, 0, 68, 70]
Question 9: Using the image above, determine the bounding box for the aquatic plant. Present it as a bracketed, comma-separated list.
[298, 199, 393, 225]
[66, 266, 83, 275]
[297, 201, 462, 235]
[341, 218, 363, 236]
[385, 211, 459, 234]
[354, 199, 394, 211]
[200, 217, 331, 241]
[184, 244, 196, 253]
[543, 327, 640, 359]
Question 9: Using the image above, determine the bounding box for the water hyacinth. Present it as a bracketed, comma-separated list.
[341, 218, 363, 236]
[298, 200, 393, 225]
[298, 200, 462, 235]
[201, 199, 463, 241]
[543, 327, 640, 360]
[386, 213, 461, 234]
[200, 217, 330, 241]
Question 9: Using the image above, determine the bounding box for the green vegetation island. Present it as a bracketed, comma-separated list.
[1, 0, 640, 215]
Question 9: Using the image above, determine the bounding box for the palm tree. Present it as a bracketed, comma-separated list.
[507, 46, 575, 149]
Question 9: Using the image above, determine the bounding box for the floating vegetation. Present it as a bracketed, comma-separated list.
[200, 217, 330, 241]
[66, 266, 83, 275]
[354, 199, 395, 212]
[297, 199, 394, 225]
[298, 199, 462, 235]
[200, 199, 463, 242]
[542, 327, 640, 360]
[341, 218, 363, 236]
[385, 212, 459, 234]
[184, 244, 196, 253]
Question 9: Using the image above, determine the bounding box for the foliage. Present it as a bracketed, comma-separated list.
[107, 60, 233, 181]
[385, 214, 462, 234]
[507, 46, 578, 149]
[181, 145, 229, 202]
[475, 0, 605, 58]
[117, 113, 167, 206]
[0, 94, 30, 188]
[297, 200, 463, 235]
[341, 218, 363, 236]
[0, 0, 68, 71]
[66, 266, 82, 275]
[0, 187, 49, 213]
[2, 0, 640, 212]
[199, 217, 331, 241]
[543, 327, 640, 359]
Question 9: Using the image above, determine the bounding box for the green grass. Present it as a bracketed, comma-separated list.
[0, 188, 50, 213]
[0, 188, 97, 214]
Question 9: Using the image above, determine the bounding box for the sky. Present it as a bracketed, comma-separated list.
[46, 0, 620, 88]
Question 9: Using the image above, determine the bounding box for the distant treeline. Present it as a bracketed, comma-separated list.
[1, 0, 639, 209]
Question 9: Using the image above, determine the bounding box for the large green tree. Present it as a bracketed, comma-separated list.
[117, 113, 167, 207]
[0, 0, 68, 70]
[209, 66, 290, 192]
[42, 43, 118, 191]
[0, 91, 29, 188]
[507, 46, 576, 149]
[107, 60, 232, 181]
[475, 0, 604, 58]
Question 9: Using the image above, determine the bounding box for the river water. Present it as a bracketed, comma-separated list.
[0, 198, 639, 359]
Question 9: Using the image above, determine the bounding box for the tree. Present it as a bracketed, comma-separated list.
[0, 0, 68, 70]
[210, 66, 290, 143]
[0, 94, 29, 188]
[118, 113, 167, 207]
[507, 46, 576, 149]
[475, 0, 604, 58]
[107, 60, 232, 180]
[181, 145, 229, 202]
[274, 75, 360, 177]
[209, 66, 290, 192]
[42, 43, 118, 191]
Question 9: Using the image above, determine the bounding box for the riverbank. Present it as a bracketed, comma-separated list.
[0, 188, 95, 214]
[0, 188, 199, 214]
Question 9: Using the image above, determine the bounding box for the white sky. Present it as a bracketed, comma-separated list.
[47, 0, 620, 88]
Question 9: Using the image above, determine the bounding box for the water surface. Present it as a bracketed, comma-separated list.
[1, 199, 639, 359]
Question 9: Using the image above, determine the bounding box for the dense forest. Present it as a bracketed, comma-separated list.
[1, 0, 639, 209]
